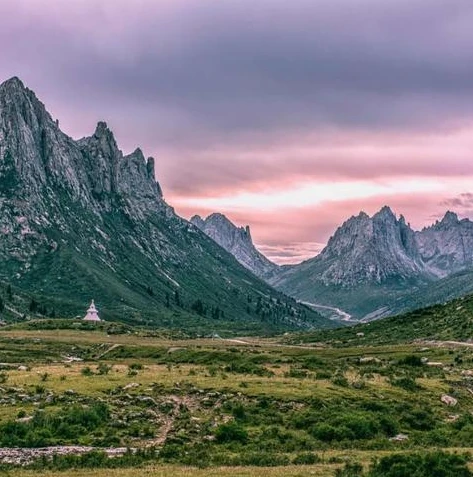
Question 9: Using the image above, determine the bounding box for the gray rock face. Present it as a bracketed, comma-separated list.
[314, 206, 426, 286]
[190, 213, 278, 278]
[416, 211, 473, 276]
[276, 207, 473, 290]
[0, 77, 169, 269]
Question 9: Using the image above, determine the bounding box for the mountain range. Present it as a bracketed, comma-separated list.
[0, 76, 330, 334]
[195, 206, 473, 321]
[2, 75, 472, 331]
[272, 207, 473, 320]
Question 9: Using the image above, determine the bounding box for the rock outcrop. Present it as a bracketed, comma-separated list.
[310, 206, 427, 286]
[416, 211, 473, 276]
[190, 213, 278, 278]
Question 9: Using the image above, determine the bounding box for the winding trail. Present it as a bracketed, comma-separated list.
[299, 301, 352, 321]
[419, 340, 473, 348]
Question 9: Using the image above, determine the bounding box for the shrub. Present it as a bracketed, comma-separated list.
[399, 355, 423, 367]
[231, 404, 247, 421]
[390, 376, 419, 392]
[315, 370, 332, 379]
[293, 452, 321, 465]
[368, 452, 472, 477]
[129, 363, 143, 370]
[332, 375, 349, 387]
[215, 422, 248, 443]
[338, 414, 380, 440]
[97, 364, 112, 375]
[285, 367, 309, 378]
[335, 462, 364, 476]
[402, 408, 435, 431]
[312, 423, 347, 442]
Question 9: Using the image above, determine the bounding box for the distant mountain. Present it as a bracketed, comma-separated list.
[0, 76, 331, 333]
[416, 211, 473, 276]
[270, 206, 473, 321]
[190, 213, 279, 278]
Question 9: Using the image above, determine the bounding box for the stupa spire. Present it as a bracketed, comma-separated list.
[83, 299, 101, 321]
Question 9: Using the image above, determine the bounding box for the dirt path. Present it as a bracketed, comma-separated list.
[96, 343, 121, 359]
[419, 339, 473, 348]
[149, 395, 195, 446]
[223, 337, 325, 350]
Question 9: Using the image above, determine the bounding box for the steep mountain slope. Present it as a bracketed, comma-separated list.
[190, 213, 279, 278]
[0, 76, 331, 333]
[271, 207, 473, 321]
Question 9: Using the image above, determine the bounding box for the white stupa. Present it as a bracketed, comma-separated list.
[83, 300, 101, 321]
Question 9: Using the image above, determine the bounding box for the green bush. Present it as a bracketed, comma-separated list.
[335, 462, 364, 476]
[81, 366, 94, 376]
[368, 452, 472, 477]
[128, 363, 144, 370]
[293, 452, 321, 465]
[215, 422, 248, 443]
[0, 403, 110, 447]
[391, 377, 419, 392]
[399, 355, 423, 367]
[332, 375, 349, 387]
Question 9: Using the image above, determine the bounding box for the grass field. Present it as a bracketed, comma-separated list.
[1, 321, 473, 475]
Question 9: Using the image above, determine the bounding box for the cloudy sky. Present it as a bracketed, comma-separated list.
[2, 0, 473, 264]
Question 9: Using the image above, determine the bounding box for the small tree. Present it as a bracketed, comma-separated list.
[29, 298, 38, 313]
[191, 299, 205, 316]
[174, 290, 181, 307]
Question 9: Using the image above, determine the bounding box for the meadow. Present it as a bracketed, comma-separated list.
[1, 321, 473, 476]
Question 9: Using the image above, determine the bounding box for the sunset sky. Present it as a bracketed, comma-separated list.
[2, 0, 473, 264]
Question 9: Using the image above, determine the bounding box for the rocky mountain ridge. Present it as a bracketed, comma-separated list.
[416, 211, 473, 276]
[269, 206, 473, 320]
[190, 213, 279, 278]
[0, 76, 329, 332]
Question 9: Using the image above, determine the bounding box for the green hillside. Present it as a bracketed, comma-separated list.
[289, 293, 473, 346]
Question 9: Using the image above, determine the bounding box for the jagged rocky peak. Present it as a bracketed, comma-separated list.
[416, 211, 473, 274]
[146, 156, 155, 178]
[0, 76, 52, 128]
[190, 214, 205, 228]
[0, 76, 88, 198]
[91, 121, 120, 155]
[192, 213, 251, 244]
[118, 147, 164, 205]
[0, 76, 30, 102]
[373, 205, 396, 220]
[0, 76, 165, 214]
[439, 211, 459, 226]
[191, 213, 278, 278]
[315, 205, 425, 285]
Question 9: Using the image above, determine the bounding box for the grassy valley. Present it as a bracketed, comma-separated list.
[0, 315, 472, 476]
